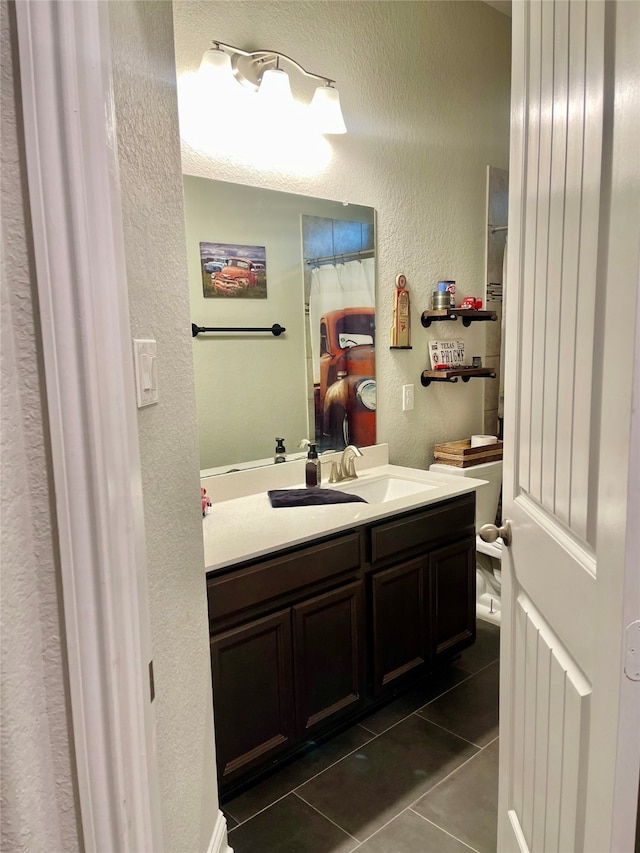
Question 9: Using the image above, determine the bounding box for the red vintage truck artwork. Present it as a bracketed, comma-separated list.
[316, 307, 376, 449]
[211, 258, 258, 294]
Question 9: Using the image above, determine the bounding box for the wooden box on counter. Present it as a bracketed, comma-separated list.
[433, 438, 503, 468]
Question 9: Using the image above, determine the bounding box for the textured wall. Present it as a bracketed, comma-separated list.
[174, 0, 512, 469]
[0, 1, 81, 849]
[107, 2, 219, 850]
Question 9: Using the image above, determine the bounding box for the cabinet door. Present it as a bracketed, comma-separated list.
[371, 558, 428, 696]
[293, 581, 364, 737]
[429, 537, 476, 659]
[210, 609, 294, 786]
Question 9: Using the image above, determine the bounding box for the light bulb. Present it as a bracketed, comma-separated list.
[198, 47, 233, 86]
[258, 68, 294, 106]
[310, 85, 347, 134]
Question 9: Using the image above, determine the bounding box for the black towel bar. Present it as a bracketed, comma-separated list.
[191, 323, 286, 338]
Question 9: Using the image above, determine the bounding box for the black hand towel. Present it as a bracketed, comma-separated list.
[267, 487, 367, 508]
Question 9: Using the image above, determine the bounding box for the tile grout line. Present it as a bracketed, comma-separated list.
[286, 668, 485, 793]
[402, 735, 499, 811]
[353, 806, 420, 848]
[225, 788, 299, 830]
[224, 725, 377, 827]
[293, 729, 497, 849]
[368, 656, 500, 742]
[288, 730, 378, 791]
[412, 715, 489, 749]
[228, 732, 499, 841]
[446, 655, 500, 682]
[225, 653, 499, 832]
[408, 808, 482, 853]
[282, 668, 486, 793]
[355, 666, 485, 742]
[293, 791, 362, 847]
[293, 733, 497, 850]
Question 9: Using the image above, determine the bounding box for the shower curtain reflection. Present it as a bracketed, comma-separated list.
[308, 257, 376, 451]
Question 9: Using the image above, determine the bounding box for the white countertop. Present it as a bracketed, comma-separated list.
[202, 454, 487, 573]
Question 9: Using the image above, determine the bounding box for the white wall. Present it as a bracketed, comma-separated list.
[174, 0, 512, 469]
[107, 3, 219, 850]
[0, 1, 81, 849]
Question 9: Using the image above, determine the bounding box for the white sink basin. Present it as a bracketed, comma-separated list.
[336, 476, 438, 504]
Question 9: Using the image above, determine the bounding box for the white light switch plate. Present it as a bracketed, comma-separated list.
[133, 339, 158, 407]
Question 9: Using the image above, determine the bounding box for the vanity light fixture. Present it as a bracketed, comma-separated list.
[198, 41, 347, 134]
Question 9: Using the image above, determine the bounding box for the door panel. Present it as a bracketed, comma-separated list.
[371, 558, 427, 694]
[501, 1, 640, 850]
[293, 582, 364, 734]
[517, 0, 602, 537]
[429, 538, 476, 659]
[210, 609, 294, 783]
[511, 594, 590, 851]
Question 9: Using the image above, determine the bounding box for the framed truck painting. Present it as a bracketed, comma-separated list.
[200, 242, 267, 299]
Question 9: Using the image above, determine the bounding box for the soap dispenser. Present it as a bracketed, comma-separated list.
[274, 437, 286, 464]
[305, 443, 321, 487]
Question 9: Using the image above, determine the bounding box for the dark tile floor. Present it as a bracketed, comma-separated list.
[225, 620, 500, 853]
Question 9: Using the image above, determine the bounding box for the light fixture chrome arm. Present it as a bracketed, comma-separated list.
[211, 41, 335, 89]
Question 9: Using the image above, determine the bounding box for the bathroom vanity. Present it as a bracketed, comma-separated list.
[203, 451, 483, 798]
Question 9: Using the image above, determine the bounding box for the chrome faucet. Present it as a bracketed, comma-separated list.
[329, 445, 363, 483]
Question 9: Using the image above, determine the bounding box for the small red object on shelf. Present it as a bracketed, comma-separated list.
[459, 296, 483, 310]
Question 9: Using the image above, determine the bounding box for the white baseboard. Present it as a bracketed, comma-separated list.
[207, 810, 233, 853]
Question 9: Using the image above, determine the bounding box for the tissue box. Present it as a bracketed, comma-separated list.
[433, 438, 503, 468]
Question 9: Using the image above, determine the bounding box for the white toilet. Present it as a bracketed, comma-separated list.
[429, 459, 503, 626]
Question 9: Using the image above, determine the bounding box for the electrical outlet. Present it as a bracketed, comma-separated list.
[402, 384, 414, 411]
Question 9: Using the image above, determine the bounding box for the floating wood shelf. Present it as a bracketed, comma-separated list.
[421, 309, 497, 328]
[456, 309, 498, 327]
[420, 367, 496, 387]
[421, 310, 457, 327]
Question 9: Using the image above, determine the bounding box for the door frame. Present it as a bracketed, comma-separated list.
[14, 1, 163, 849]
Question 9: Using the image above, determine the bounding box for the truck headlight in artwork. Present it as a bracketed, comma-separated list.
[356, 379, 377, 411]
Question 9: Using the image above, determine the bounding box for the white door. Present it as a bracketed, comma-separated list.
[498, 1, 640, 851]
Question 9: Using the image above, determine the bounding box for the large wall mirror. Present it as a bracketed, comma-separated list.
[183, 177, 376, 473]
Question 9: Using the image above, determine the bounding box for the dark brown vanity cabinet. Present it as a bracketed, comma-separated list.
[368, 497, 476, 698]
[207, 492, 476, 795]
[207, 533, 364, 790]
